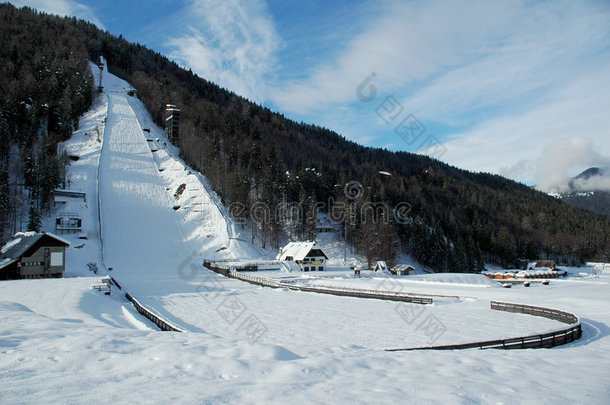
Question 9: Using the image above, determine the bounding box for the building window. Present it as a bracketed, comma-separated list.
[50, 252, 63, 266]
[319, 266, 323, 271]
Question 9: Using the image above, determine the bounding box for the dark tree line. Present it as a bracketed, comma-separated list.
[2, 4, 609, 270]
[0, 5, 93, 238]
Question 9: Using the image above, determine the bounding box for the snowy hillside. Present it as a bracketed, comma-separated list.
[1, 66, 609, 404]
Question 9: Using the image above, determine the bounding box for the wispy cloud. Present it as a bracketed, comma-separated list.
[7, 0, 104, 28]
[401, 1, 610, 125]
[166, 0, 280, 102]
[429, 58, 610, 185]
[533, 137, 610, 192]
[572, 173, 610, 193]
[269, 0, 519, 114]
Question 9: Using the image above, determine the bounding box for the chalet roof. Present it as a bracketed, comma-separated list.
[277, 241, 328, 261]
[0, 232, 70, 270]
[527, 260, 555, 269]
[393, 264, 415, 271]
[373, 261, 388, 271]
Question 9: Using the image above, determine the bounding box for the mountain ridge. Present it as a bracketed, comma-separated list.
[559, 167, 610, 218]
[1, 4, 609, 269]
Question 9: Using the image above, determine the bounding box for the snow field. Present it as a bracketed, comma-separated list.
[1, 272, 608, 404]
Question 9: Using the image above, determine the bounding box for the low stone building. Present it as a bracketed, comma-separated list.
[0, 232, 70, 280]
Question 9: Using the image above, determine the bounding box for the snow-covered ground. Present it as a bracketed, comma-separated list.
[1, 65, 609, 404]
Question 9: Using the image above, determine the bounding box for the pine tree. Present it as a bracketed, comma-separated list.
[0, 165, 9, 239]
[27, 200, 41, 232]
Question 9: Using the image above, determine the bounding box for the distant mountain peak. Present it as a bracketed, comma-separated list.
[567, 166, 607, 192]
[559, 166, 610, 218]
[574, 167, 605, 181]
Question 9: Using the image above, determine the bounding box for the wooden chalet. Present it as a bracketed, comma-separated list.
[0, 232, 70, 280]
[277, 241, 328, 271]
[391, 264, 416, 276]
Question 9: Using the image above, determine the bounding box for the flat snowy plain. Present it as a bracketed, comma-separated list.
[1, 66, 608, 404]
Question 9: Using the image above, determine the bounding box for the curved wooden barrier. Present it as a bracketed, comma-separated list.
[386, 300, 581, 351]
[125, 293, 184, 332]
[204, 260, 583, 350]
[203, 260, 434, 305]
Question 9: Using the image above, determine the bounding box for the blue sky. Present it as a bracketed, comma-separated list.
[10, 0, 610, 190]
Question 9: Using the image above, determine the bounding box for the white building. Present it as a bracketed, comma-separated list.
[277, 241, 328, 271]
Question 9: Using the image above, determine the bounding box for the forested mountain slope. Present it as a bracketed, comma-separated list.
[1, 4, 609, 270]
[0, 5, 93, 240]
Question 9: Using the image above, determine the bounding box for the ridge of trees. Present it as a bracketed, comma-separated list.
[0, 5, 93, 238]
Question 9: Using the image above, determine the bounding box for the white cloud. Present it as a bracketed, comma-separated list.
[7, 0, 104, 28]
[269, 0, 520, 113]
[166, 0, 280, 102]
[572, 175, 610, 193]
[534, 138, 610, 193]
[401, 0, 610, 126]
[428, 60, 610, 186]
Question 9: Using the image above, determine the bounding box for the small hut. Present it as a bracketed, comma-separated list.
[390, 264, 416, 276]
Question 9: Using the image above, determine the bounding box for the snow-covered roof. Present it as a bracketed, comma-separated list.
[527, 260, 555, 269]
[393, 264, 415, 271]
[373, 261, 388, 271]
[277, 242, 327, 261]
[1, 237, 22, 255]
[0, 232, 70, 265]
[0, 257, 16, 271]
[44, 232, 71, 247]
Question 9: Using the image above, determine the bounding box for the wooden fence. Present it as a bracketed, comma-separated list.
[490, 301, 579, 324]
[305, 283, 460, 301]
[386, 300, 581, 351]
[292, 284, 434, 304]
[110, 276, 122, 290]
[203, 260, 433, 305]
[125, 293, 184, 332]
[230, 270, 282, 288]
